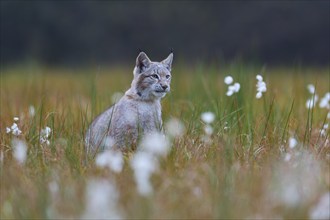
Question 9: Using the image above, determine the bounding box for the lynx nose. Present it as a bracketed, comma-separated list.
[161, 85, 168, 90]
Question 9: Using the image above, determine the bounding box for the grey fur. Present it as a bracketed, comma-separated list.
[85, 52, 173, 157]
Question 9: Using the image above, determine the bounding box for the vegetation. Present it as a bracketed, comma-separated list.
[1, 64, 329, 219]
[1, 1, 329, 65]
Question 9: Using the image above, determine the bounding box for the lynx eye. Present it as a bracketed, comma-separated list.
[166, 75, 171, 79]
[151, 74, 159, 79]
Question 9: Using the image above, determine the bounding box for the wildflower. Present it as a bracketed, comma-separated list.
[223, 122, 229, 131]
[130, 151, 158, 196]
[192, 186, 203, 198]
[256, 74, 267, 99]
[95, 150, 124, 173]
[12, 138, 27, 165]
[309, 192, 330, 220]
[320, 123, 328, 137]
[227, 83, 241, 96]
[6, 122, 22, 136]
[139, 132, 170, 157]
[165, 118, 185, 138]
[256, 74, 263, 81]
[48, 180, 59, 196]
[204, 125, 213, 136]
[29, 105, 35, 117]
[306, 95, 319, 109]
[233, 82, 240, 92]
[224, 76, 233, 85]
[201, 112, 215, 124]
[13, 117, 19, 121]
[319, 92, 330, 109]
[289, 137, 298, 149]
[305, 84, 319, 109]
[307, 84, 316, 94]
[201, 111, 215, 143]
[224, 75, 240, 96]
[271, 151, 322, 207]
[82, 179, 122, 219]
[284, 153, 292, 162]
[40, 126, 52, 145]
[130, 130, 171, 196]
[11, 123, 19, 131]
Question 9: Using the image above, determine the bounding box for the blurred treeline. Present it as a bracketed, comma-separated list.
[1, 1, 329, 67]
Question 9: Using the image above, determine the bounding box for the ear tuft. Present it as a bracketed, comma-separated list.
[162, 53, 173, 71]
[136, 52, 151, 73]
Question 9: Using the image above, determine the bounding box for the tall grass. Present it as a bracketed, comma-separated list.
[1, 64, 329, 219]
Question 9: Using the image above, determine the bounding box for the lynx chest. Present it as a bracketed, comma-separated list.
[134, 101, 162, 131]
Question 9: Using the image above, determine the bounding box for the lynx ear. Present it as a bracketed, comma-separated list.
[136, 52, 151, 73]
[162, 53, 173, 71]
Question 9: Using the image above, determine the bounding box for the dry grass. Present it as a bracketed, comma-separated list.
[1, 64, 329, 219]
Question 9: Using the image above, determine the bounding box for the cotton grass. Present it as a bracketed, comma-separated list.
[82, 179, 122, 219]
[11, 138, 27, 165]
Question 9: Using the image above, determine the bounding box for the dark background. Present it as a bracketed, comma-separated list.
[1, 1, 329, 67]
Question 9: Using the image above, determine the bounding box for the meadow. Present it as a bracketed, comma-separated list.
[1, 64, 329, 219]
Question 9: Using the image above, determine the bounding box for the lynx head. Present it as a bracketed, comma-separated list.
[131, 52, 173, 100]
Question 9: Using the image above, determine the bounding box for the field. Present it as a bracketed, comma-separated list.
[1, 64, 329, 219]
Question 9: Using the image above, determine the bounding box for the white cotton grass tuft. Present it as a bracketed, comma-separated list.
[319, 92, 330, 109]
[201, 111, 215, 143]
[11, 123, 22, 136]
[224, 75, 240, 96]
[201, 112, 215, 124]
[139, 132, 170, 157]
[204, 125, 214, 136]
[40, 126, 52, 145]
[130, 151, 158, 196]
[306, 95, 319, 109]
[223, 121, 229, 131]
[307, 84, 316, 94]
[6, 121, 22, 136]
[29, 105, 35, 117]
[256, 75, 263, 81]
[284, 153, 292, 162]
[283, 154, 291, 162]
[270, 150, 322, 208]
[95, 137, 123, 173]
[224, 76, 234, 85]
[165, 118, 185, 138]
[11, 138, 28, 165]
[48, 180, 59, 196]
[288, 137, 298, 149]
[227, 83, 241, 96]
[95, 150, 124, 173]
[130, 130, 173, 196]
[82, 178, 122, 219]
[256, 74, 267, 99]
[305, 84, 319, 109]
[233, 82, 240, 92]
[309, 192, 330, 220]
[320, 123, 328, 137]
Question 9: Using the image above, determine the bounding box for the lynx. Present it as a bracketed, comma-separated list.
[85, 52, 173, 157]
